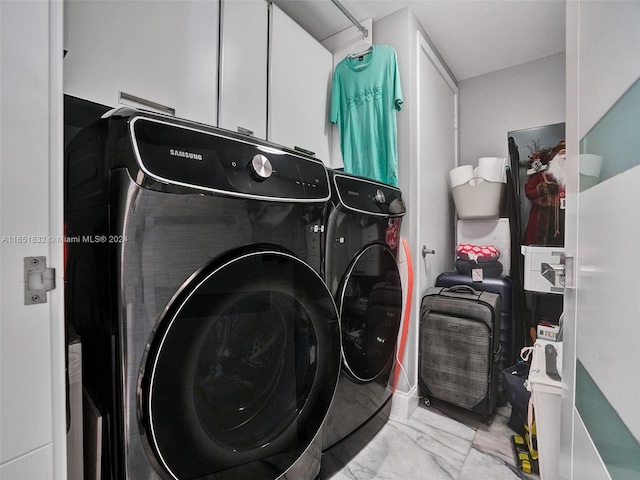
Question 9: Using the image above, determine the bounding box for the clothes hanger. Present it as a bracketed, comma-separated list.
[347, 42, 373, 59]
[347, 30, 373, 59]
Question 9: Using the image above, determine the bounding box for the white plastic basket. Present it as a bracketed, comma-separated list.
[527, 340, 562, 480]
[451, 177, 503, 219]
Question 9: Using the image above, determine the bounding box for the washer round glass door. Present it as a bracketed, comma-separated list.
[338, 244, 403, 383]
[139, 250, 340, 479]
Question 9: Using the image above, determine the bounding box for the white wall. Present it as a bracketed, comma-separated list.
[372, 7, 418, 412]
[459, 53, 566, 167]
[373, 8, 458, 418]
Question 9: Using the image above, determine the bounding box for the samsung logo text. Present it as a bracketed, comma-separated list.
[170, 149, 203, 161]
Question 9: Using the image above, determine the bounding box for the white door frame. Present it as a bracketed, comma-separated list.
[562, 2, 640, 478]
[393, 30, 458, 418]
[0, 1, 66, 478]
[414, 26, 460, 358]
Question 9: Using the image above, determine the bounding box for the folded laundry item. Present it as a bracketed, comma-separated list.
[455, 259, 503, 277]
[456, 243, 500, 262]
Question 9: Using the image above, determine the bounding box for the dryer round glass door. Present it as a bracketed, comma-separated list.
[338, 244, 403, 383]
[139, 250, 340, 479]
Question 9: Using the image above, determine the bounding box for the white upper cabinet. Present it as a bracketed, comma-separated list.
[218, 0, 269, 138]
[64, 0, 332, 155]
[64, 0, 219, 125]
[269, 4, 332, 162]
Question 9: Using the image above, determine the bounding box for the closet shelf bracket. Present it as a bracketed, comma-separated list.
[330, 0, 368, 38]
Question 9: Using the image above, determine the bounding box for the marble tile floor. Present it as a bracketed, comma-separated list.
[331, 402, 537, 480]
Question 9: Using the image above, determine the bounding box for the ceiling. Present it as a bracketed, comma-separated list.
[271, 0, 566, 81]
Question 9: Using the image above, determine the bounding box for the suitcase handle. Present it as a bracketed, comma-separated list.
[444, 284, 480, 296]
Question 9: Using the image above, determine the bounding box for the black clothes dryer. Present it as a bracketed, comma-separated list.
[320, 171, 406, 477]
[64, 109, 341, 480]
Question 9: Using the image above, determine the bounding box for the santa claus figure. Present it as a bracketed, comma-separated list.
[523, 140, 566, 246]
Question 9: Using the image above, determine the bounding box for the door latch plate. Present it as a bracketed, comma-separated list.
[24, 256, 55, 305]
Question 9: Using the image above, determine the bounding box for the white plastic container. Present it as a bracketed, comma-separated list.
[579, 154, 603, 177]
[452, 177, 503, 219]
[526, 340, 562, 480]
[521, 245, 565, 294]
[449, 164, 474, 188]
[473, 164, 501, 183]
[476, 156, 507, 183]
[579, 154, 604, 189]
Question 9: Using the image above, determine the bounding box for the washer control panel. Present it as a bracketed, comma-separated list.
[332, 173, 406, 216]
[127, 116, 330, 201]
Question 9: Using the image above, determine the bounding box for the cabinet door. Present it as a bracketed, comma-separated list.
[64, 0, 219, 125]
[218, 0, 268, 139]
[269, 4, 332, 162]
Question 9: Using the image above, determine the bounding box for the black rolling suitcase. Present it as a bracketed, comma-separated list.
[435, 272, 516, 375]
[419, 285, 502, 423]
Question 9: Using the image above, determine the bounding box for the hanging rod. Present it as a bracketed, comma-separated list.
[330, 0, 368, 38]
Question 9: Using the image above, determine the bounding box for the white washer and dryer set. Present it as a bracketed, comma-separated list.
[64, 109, 405, 479]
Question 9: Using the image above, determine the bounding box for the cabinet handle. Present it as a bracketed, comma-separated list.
[294, 146, 316, 157]
[119, 91, 175, 116]
[237, 126, 254, 136]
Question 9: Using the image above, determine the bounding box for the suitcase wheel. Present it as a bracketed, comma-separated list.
[422, 397, 431, 408]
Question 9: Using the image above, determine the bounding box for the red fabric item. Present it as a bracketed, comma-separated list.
[455, 243, 500, 262]
[385, 218, 400, 252]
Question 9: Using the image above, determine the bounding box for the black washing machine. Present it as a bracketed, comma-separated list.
[320, 171, 406, 477]
[64, 108, 341, 479]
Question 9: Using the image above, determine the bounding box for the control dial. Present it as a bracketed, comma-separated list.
[249, 154, 273, 181]
[374, 189, 386, 204]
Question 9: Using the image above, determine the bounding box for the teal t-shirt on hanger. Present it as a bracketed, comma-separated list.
[330, 44, 403, 187]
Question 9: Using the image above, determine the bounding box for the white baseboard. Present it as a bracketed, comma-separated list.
[390, 384, 420, 420]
